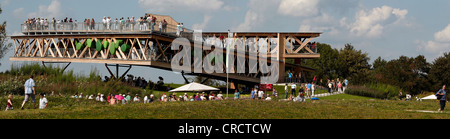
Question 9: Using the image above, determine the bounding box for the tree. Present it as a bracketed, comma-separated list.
[371, 56, 388, 83]
[429, 52, 450, 91]
[303, 43, 340, 82]
[303, 43, 371, 85]
[337, 44, 371, 84]
[380, 55, 431, 95]
[0, 6, 11, 65]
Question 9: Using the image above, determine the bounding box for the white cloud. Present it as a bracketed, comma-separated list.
[298, 13, 339, 35]
[1, 0, 10, 6]
[278, 0, 320, 17]
[434, 23, 450, 42]
[12, 8, 25, 18]
[234, 0, 279, 31]
[417, 24, 450, 60]
[192, 15, 212, 30]
[27, 0, 63, 18]
[235, 10, 260, 32]
[392, 8, 408, 19]
[343, 5, 408, 37]
[138, 0, 224, 12]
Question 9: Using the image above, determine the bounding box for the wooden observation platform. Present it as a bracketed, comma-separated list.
[11, 15, 321, 85]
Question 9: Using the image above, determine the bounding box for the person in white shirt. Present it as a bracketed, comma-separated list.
[291, 83, 297, 97]
[158, 21, 162, 33]
[95, 93, 101, 101]
[143, 95, 149, 104]
[106, 17, 111, 30]
[161, 93, 167, 102]
[258, 91, 264, 100]
[88, 95, 94, 100]
[183, 93, 189, 101]
[130, 16, 135, 31]
[311, 83, 315, 97]
[217, 92, 223, 100]
[102, 17, 107, 30]
[285, 84, 288, 99]
[133, 94, 140, 103]
[100, 94, 105, 102]
[39, 93, 48, 109]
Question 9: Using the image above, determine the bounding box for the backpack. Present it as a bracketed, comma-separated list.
[437, 95, 443, 100]
[436, 89, 444, 100]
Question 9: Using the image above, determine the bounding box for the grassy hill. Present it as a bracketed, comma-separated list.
[1, 63, 448, 119]
[1, 94, 449, 119]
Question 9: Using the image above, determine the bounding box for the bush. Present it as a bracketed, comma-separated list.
[346, 83, 403, 100]
[0, 76, 25, 95]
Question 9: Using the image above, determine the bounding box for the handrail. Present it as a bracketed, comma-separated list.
[20, 20, 193, 35]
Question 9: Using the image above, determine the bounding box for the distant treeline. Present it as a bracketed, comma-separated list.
[301, 43, 449, 95]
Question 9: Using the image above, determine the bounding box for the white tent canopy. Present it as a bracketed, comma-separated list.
[169, 82, 219, 92]
[421, 95, 437, 100]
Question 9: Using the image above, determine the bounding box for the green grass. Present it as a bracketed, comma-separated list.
[1, 93, 449, 119]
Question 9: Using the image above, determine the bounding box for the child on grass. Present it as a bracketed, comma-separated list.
[5, 94, 13, 111]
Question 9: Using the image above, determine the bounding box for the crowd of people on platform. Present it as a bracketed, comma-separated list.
[23, 14, 180, 33]
[23, 17, 78, 31]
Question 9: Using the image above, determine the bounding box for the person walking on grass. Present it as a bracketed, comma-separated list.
[436, 85, 447, 113]
[21, 75, 36, 110]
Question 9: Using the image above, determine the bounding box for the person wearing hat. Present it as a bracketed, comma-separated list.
[133, 94, 140, 103]
[96, 93, 101, 101]
[183, 93, 189, 101]
[161, 93, 167, 102]
[122, 94, 127, 104]
[149, 94, 154, 103]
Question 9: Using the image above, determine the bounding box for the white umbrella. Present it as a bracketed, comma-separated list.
[421, 95, 437, 100]
[169, 82, 219, 92]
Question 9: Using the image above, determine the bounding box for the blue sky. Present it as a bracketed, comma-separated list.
[1, 0, 449, 83]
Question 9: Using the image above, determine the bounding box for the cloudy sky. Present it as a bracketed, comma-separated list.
[1, 0, 449, 83]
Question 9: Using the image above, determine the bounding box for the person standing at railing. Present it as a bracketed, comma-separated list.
[69, 18, 74, 30]
[44, 19, 49, 30]
[162, 19, 167, 33]
[143, 16, 148, 30]
[114, 18, 118, 30]
[151, 16, 156, 31]
[75, 20, 78, 30]
[102, 17, 107, 30]
[51, 18, 56, 31]
[126, 17, 130, 31]
[139, 17, 144, 30]
[120, 17, 125, 31]
[130, 16, 135, 31]
[85, 19, 90, 31]
[91, 18, 95, 31]
[84, 19, 88, 30]
[181, 23, 184, 35]
[158, 21, 162, 33]
[176, 23, 181, 36]
[107, 17, 111, 30]
[56, 19, 61, 30]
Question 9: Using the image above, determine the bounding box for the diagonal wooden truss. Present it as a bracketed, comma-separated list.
[11, 32, 320, 84]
